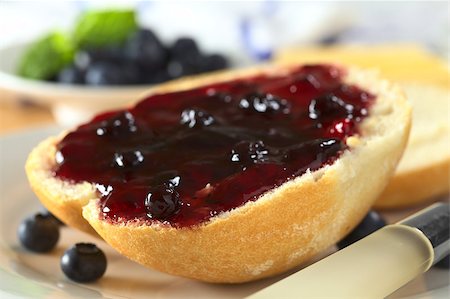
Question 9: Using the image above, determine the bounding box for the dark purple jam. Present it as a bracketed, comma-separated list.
[54, 65, 374, 227]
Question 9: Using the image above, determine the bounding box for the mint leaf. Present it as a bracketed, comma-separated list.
[18, 32, 74, 80]
[74, 9, 137, 49]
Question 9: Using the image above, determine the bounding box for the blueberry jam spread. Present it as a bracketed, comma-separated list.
[53, 65, 374, 227]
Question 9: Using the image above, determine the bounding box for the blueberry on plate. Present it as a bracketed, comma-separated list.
[434, 255, 450, 269]
[17, 213, 60, 252]
[57, 66, 84, 84]
[337, 210, 386, 249]
[85, 62, 128, 85]
[125, 29, 168, 71]
[61, 243, 107, 283]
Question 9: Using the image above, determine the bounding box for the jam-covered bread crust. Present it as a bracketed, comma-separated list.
[26, 64, 411, 282]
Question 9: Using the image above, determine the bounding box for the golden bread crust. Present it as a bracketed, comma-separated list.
[26, 64, 411, 282]
[375, 159, 449, 209]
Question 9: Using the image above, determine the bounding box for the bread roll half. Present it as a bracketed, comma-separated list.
[26, 65, 411, 282]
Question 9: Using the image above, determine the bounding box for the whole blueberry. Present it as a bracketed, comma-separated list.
[337, 210, 386, 249]
[170, 37, 200, 62]
[57, 66, 84, 84]
[143, 69, 171, 84]
[125, 29, 168, 71]
[96, 47, 126, 62]
[434, 255, 450, 269]
[73, 51, 93, 71]
[18, 213, 60, 252]
[120, 62, 141, 84]
[96, 111, 138, 138]
[166, 60, 184, 79]
[166, 59, 197, 79]
[61, 243, 107, 283]
[230, 140, 270, 165]
[85, 62, 127, 85]
[76, 48, 125, 69]
[113, 150, 145, 169]
[199, 54, 228, 72]
[309, 94, 354, 120]
[180, 108, 215, 128]
[239, 92, 290, 114]
[145, 185, 181, 220]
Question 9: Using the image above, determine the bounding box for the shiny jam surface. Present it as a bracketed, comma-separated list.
[54, 65, 374, 227]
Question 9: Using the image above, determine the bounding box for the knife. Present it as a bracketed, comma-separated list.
[247, 202, 449, 299]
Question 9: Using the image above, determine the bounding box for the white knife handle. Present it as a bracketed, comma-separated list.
[247, 224, 434, 299]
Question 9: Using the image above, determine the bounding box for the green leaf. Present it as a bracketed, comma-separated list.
[18, 32, 74, 80]
[74, 9, 137, 49]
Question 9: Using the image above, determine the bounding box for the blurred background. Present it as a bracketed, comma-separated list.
[0, 1, 448, 130]
[1, 1, 448, 60]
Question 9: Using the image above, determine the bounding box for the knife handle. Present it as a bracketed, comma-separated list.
[247, 202, 450, 299]
[399, 202, 450, 265]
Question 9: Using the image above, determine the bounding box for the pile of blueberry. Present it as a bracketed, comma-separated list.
[57, 29, 229, 85]
[18, 209, 107, 283]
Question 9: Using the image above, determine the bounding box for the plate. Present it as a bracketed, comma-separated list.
[0, 127, 448, 298]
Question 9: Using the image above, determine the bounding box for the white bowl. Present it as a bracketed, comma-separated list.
[0, 41, 155, 127]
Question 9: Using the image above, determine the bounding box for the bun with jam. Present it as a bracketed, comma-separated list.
[26, 64, 411, 282]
